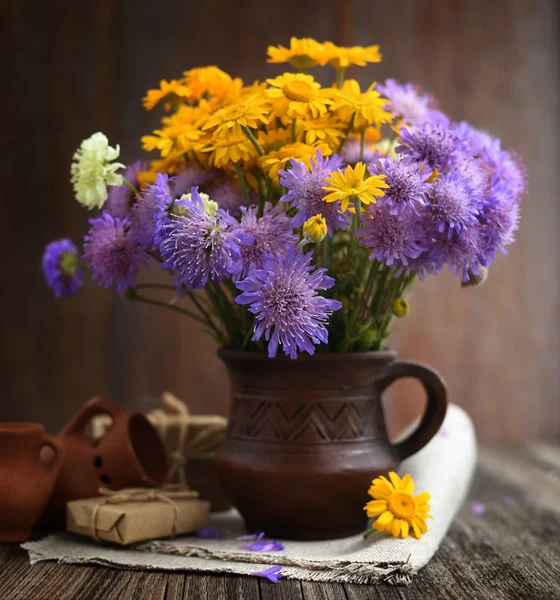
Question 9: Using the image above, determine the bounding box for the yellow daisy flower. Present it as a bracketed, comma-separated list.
[142, 79, 189, 111]
[322, 162, 388, 211]
[202, 95, 269, 136]
[364, 472, 432, 539]
[267, 37, 325, 69]
[202, 129, 258, 168]
[266, 73, 332, 120]
[331, 79, 393, 130]
[318, 42, 382, 69]
[297, 116, 345, 147]
[182, 66, 242, 103]
[259, 141, 331, 182]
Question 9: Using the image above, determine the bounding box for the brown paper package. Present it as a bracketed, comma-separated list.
[67, 496, 210, 545]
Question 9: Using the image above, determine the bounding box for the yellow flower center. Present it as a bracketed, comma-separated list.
[387, 493, 416, 519]
[282, 80, 316, 102]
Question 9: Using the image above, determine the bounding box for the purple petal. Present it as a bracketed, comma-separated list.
[237, 532, 265, 542]
[250, 566, 283, 584]
[471, 502, 486, 516]
[196, 528, 222, 539]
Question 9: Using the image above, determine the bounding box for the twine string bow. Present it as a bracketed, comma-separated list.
[91, 485, 198, 541]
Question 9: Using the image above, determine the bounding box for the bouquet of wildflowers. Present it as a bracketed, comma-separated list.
[43, 37, 526, 358]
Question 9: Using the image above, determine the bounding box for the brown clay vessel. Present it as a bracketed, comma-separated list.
[45, 396, 168, 525]
[0, 423, 63, 542]
[217, 350, 448, 540]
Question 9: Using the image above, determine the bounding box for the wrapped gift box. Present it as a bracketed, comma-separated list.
[67, 488, 210, 545]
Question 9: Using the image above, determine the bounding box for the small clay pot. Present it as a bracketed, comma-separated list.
[45, 397, 168, 525]
[217, 350, 448, 540]
[0, 423, 63, 542]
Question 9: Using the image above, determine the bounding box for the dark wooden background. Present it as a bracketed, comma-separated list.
[2, 0, 559, 442]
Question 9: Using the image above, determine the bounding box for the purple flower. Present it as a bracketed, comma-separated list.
[235, 248, 342, 359]
[368, 155, 431, 215]
[42, 239, 84, 298]
[242, 539, 285, 552]
[358, 202, 428, 274]
[377, 79, 448, 126]
[206, 178, 256, 217]
[482, 140, 527, 202]
[397, 123, 463, 171]
[471, 502, 486, 516]
[237, 532, 266, 542]
[340, 137, 380, 166]
[250, 566, 283, 584]
[427, 226, 486, 282]
[279, 151, 349, 235]
[479, 193, 520, 259]
[130, 172, 175, 248]
[103, 160, 147, 218]
[234, 203, 297, 276]
[83, 211, 149, 294]
[196, 528, 222, 539]
[451, 122, 494, 156]
[160, 188, 253, 289]
[171, 164, 218, 197]
[428, 170, 480, 239]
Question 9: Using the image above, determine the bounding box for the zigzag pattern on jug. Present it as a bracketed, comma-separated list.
[227, 395, 378, 443]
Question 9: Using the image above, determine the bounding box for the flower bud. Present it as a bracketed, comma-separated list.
[303, 214, 327, 243]
[392, 298, 410, 317]
[461, 266, 489, 288]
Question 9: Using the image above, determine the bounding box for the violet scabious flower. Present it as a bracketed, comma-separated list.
[279, 151, 349, 235]
[235, 248, 342, 359]
[83, 211, 149, 294]
[250, 566, 283, 584]
[377, 79, 448, 126]
[427, 225, 486, 282]
[479, 192, 520, 259]
[482, 140, 527, 202]
[171, 164, 218, 197]
[397, 123, 462, 171]
[234, 203, 297, 276]
[358, 203, 428, 274]
[340, 137, 380, 166]
[428, 170, 480, 239]
[368, 156, 431, 215]
[130, 172, 175, 248]
[42, 239, 84, 298]
[160, 188, 253, 289]
[103, 160, 147, 218]
[451, 122, 494, 156]
[206, 178, 256, 217]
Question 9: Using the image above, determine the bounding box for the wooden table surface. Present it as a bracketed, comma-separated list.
[1, 445, 559, 600]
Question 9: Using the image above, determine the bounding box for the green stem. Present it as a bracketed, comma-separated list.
[241, 125, 265, 156]
[322, 236, 332, 271]
[336, 113, 355, 154]
[126, 289, 207, 326]
[358, 260, 380, 321]
[335, 68, 346, 88]
[350, 196, 362, 251]
[363, 527, 376, 539]
[234, 162, 249, 202]
[291, 118, 297, 143]
[122, 178, 139, 195]
[359, 130, 365, 162]
[240, 318, 255, 351]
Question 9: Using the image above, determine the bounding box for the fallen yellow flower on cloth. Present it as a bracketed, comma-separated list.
[364, 472, 432, 539]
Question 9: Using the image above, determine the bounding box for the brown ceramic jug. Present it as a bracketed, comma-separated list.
[217, 350, 448, 540]
[0, 423, 63, 542]
[45, 396, 168, 525]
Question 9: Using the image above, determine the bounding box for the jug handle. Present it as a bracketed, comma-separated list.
[39, 433, 63, 470]
[373, 360, 448, 461]
[59, 396, 121, 437]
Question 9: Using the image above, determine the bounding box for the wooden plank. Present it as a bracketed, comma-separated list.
[260, 578, 304, 600]
[164, 573, 185, 600]
[183, 573, 260, 600]
[301, 581, 347, 600]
